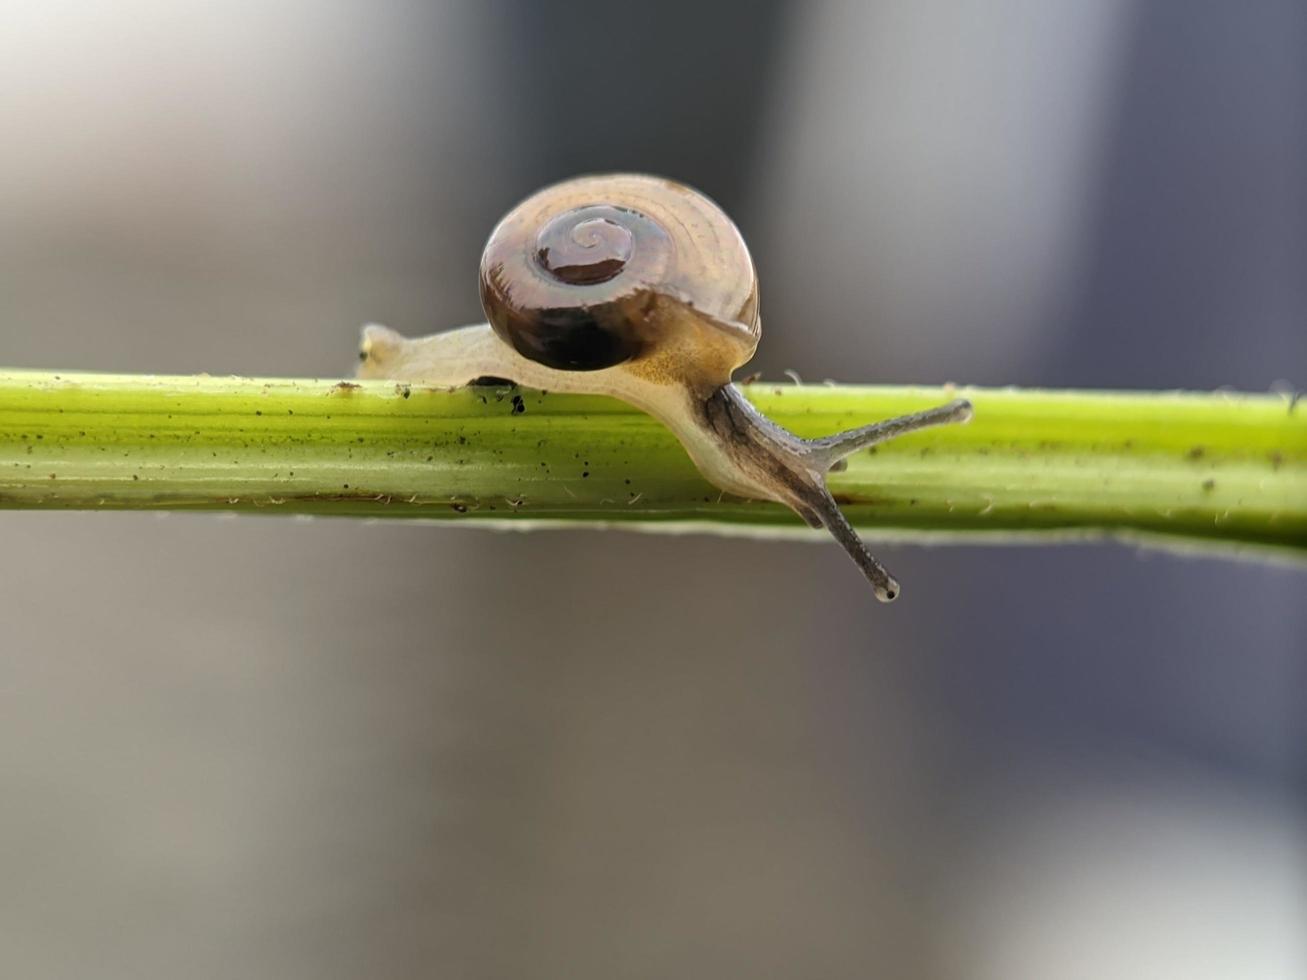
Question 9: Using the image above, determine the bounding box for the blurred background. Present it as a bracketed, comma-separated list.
[1, 1, 1304, 977]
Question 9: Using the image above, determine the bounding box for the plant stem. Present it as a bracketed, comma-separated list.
[1, 369, 1303, 558]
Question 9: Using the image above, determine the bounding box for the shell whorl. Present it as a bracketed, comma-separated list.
[479, 174, 760, 374]
[535, 205, 641, 286]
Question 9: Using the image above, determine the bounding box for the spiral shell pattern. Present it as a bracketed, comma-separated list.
[479, 174, 760, 373]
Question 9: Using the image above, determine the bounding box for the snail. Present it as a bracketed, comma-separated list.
[358, 174, 971, 600]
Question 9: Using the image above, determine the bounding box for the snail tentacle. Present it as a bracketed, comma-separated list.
[800, 485, 901, 602]
[805, 398, 974, 471]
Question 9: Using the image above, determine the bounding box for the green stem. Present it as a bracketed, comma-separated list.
[1, 370, 1303, 558]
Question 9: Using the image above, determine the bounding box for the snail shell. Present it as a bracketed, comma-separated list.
[479, 174, 759, 380]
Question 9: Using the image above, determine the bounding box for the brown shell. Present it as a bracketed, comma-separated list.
[479, 174, 760, 376]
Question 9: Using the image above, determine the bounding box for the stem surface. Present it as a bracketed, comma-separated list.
[1, 370, 1303, 558]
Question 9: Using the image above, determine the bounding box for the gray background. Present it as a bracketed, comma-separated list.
[1, 2, 1303, 977]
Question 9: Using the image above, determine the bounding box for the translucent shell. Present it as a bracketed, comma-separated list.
[479, 174, 760, 376]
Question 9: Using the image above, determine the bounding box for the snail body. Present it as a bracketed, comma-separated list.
[359, 174, 971, 600]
